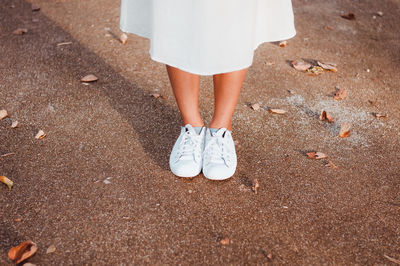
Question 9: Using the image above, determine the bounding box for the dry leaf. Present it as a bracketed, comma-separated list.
[120, 33, 128, 45]
[341, 13, 355, 20]
[324, 25, 334, 30]
[0, 109, 8, 120]
[383, 255, 400, 265]
[252, 179, 260, 194]
[13, 28, 28, 35]
[269, 108, 287, 114]
[220, 237, 230, 245]
[339, 122, 351, 138]
[333, 87, 348, 100]
[317, 61, 338, 72]
[46, 245, 56, 254]
[251, 103, 260, 111]
[0, 176, 13, 189]
[80, 74, 98, 83]
[15, 218, 22, 222]
[376, 11, 384, 17]
[292, 60, 312, 71]
[150, 93, 160, 99]
[267, 253, 273, 260]
[306, 152, 328, 160]
[11, 120, 20, 128]
[320, 110, 334, 123]
[372, 113, 388, 118]
[307, 66, 324, 75]
[31, 4, 40, 11]
[35, 130, 46, 140]
[279, 41, 288, 47]
[8, 241, 37, 264]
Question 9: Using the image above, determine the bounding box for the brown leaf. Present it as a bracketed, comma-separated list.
[0, 176, 13, 189]
[80, 74, 98, 83]
[292, 60, 312, 71]
[306, 152, 328, 160]
[324, 25, 334, 30]
[279, 41, 288, 47]
[319, 110, 334, 123]
[0, 109, 8, 120]
[31, 4, 40, 11]
[46, 245, 56, 254]
[220, 237, 230, 245]
[339, 122, 351, 138]
[120, 33, 128, 45]
[15, 218, 22, 222]
[341, 13, 355, 20]
[11, 120, 20, 128]
[252, 179, 260, 194]
[13, 28, 28, 35]
[8, 241, 37, 264]
[35, 130, 46, 140]
[333, 87, 348, 100]
[269, 108, 287, 114]
[307, 66, 324, 75]
[251, 103, 260, 111]
[317, 61, 338, 72]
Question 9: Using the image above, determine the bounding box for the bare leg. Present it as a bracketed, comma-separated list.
[166, 65, 204, 127]
[210, 68, 248, 130]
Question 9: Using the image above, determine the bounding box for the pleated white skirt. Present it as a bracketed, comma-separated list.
[120, 0, 296, 75]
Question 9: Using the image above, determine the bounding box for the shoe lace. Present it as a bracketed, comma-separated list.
[204, 134, 232, 166]
[176, 130, 201, 162]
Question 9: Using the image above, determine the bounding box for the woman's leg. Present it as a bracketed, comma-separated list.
[166, 65, 204, 127]
[209, 68, 248, 130]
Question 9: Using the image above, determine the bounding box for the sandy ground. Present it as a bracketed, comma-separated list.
[1, 0, 399, 264]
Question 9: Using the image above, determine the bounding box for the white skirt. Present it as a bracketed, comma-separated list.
[120, 0, 296, 75]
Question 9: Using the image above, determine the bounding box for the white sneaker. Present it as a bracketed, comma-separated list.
[202, 128, 237, 180]
[169, 124, 205, 178]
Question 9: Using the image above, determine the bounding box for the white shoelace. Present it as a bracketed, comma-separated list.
[176, 130, 201, 162]
[204, 134, 233, 166]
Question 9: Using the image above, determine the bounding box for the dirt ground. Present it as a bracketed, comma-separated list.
[1, 0, 399, 264]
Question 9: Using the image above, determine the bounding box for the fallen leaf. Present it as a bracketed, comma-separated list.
[319, 110, 334, 123]
[324, 25, 334, 30]
[80, 74, 98, 83]
[15, 218, 22, 222]
[150, 93, 160, 99]
[306, 152, 328, 160]
[376, 11, 384, 17]
[279, 41, 288, 47]
[46, 245, 56, 254]
[11, 120, 20, 128]
[307, 66, 324, 75]
[160, 95, 167, 100]
[252, 179, 260, 194]
[341, 13, 355, 20]
[220, 237, 230, 245]
[384, 255, 400, 265]
[317, 61, 338, 72]
[0, 109, 8, 120]
[267, 253, 273, 260]
[325, 161, 338, 169]
[339, 122, 351, 138]
[372, 113, 388, 118]
[292, 60, 312, 71]
[333, 87, 348, 100]
[251, 103, 260, 111]
[120, 33, 128, 45]
[0, 176, 13, 189]
[31, 4, 40, 11]
[269, 108, 287, 114]
[35, 130, 46, 140]
[13, 28, 28, 35]
[8, 241, 37, 264]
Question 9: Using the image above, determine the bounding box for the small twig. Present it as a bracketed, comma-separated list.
[1, 152, 15, 158]
[384, 255, 400, 265]
[57, 42, 72, 46]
